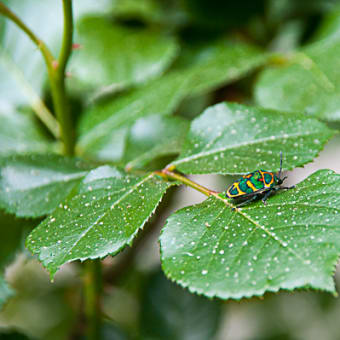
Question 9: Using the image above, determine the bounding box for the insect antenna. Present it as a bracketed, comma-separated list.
[278, 151, 283, 180]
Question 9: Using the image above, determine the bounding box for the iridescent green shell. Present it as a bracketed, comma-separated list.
[226, 170, 278, 198]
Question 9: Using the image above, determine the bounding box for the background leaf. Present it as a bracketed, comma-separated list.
[69, 16, 179, 92]
[160, 170, 340, 300]
[77, 72, 191, 160]
[0, 155, 92, 217]
[255, 37, 340, 122]
[174, 39, 269, 97]
[77, 40, 268, 161]
[0, 211, 36, 310]
[26, 166, 176, 279]
[123, 115, 189, 170]
[0, 0, 113, 111]
[0, 109, 54, 156]
[0, 275, 13, 310]
[172, 102, 334, 174]
[140, 270, 221, 340]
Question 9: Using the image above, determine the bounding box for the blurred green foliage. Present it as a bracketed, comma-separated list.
[1, 0, 340, 339]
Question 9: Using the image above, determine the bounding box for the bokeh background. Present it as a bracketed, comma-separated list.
[1, 0, 340, 339]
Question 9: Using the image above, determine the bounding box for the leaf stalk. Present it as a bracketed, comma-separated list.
[159, 168, 218, 197]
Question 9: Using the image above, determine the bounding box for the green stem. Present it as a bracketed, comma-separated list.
[159, 168, 234, 208]
[48, 0, 75, 155]
[0, 1, 75, 155]
[0, 2, 55, 68]
[84, 260, 102, 340]
[160, 169, 218, 197]
[0, 47, 60, 138]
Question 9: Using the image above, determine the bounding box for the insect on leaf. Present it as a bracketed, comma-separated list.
[160, 170, 340, 300]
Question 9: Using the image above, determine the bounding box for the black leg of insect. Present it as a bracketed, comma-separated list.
[226, 151, 295, 209]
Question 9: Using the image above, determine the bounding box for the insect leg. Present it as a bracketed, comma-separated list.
[262, 190, 273, 205]
[236, 194, 260, 208]
[281, 185, 295, 190]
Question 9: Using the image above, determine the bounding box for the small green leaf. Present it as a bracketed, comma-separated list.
[255, 37, 340, 122]
[0, 109, 54, 156]
[26, 166, 175, 279]
[0, 155, 92, 217]
[172, 102, 334, 174]
[140, 270, 221, 340]
[70, 16, 178, 91]
[160, 170, 340, 300]
[123, 115, 189, 170]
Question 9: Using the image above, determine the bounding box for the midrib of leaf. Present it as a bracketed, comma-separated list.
[210, 193, 319, 273]
[59, 173, 155, 262]
[173, 130, 323, 167]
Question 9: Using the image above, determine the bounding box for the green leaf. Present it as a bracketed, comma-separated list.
[255, 37, 340, 122]
[0, 155, 92, 217]
[77, 72, 191, 160]
[77, 40, 268, 161]
[140, 270, 221, 340]
[112, 0, 163, 23]
[0, 211, 36, 309]
[172, 102, 334, 174]
[0, 274, 14, 310]
[312, 5, 340, 42]
[175, 39, 269, 97]
[160, 170, 340, 300]
[70, 16, 179, 92]
[0, 0, 122, 110]
[0, 109, 53, 156]
[26, 166, 175, 279]
[123, 115, 189, 171]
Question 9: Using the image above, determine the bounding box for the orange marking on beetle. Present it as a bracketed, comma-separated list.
[227, 182, 245, 198]
[260, 170, 274, 188]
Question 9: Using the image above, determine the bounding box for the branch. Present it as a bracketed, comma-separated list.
[0, 2, 55, 73]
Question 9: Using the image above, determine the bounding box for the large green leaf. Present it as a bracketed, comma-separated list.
[0, 155, 92, 217]
[172, 102, 334, 174]
[123, 115, 189, 171]
[160, 170, 340, 299]
[77, 72, 191, 160]
[69, 16, 178, 92]
[140, 270, 221, 340]
[0, 109, 53, 156]
[255, 37, 340, 122]
[26, 166, 175, 279]
[77, 40, 268, 161]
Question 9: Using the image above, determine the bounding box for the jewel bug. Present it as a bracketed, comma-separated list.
[226, 152, 294, 208]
